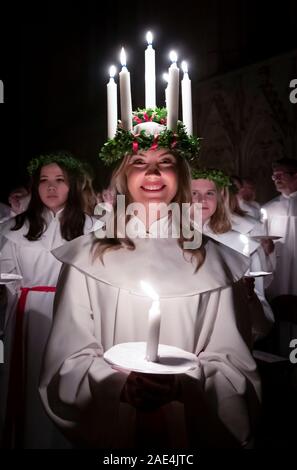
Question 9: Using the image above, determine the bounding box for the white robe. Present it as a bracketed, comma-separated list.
[0, 209, 100, 449]
[39, 222, 261, 449]
[263, 191, 297, 298]
[238, 199, 261, 220]
[204, 215, 274, 342]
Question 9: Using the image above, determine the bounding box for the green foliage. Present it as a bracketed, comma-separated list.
[191, 168, 232, 188]
[99, 112, 201, 167]
[27, 152, 85, 176]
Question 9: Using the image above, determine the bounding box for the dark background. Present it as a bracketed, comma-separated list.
[0, 0, 297, 201]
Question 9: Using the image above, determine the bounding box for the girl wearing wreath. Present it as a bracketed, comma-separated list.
[191, 169, 274, 345]
[39, 111, 261, 449]
[0, 153, 99, 448]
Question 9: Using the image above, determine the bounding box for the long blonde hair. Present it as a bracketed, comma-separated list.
[92, 151, 205, 271]
[207, 183, 232, 234]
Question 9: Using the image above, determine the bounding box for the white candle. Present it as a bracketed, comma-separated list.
[119, 48, 132, 131]
[141, 281, 161, 362]
[163, 73, 169, 107]
[260, 208, 269, 236]
[240, 234, 250, 272]
[145, 31, 156, 109]
[167, 50, 180, 131]
[107, 65, 118, 139]
[181, 61, 193, 135]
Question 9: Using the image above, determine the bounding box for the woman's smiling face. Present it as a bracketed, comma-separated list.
[126, 149, 178, 206]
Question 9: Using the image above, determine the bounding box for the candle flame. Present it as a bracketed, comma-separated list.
[169, 50, 178, 63]
[146, 31, 153, 45]
[120, 47, 127, 67]
[162, 72, 169, 83]
[109, 65, 116, 78]
[140, 281, 159, 301]
[260, 208, 267, 221]
[181, 61, 188, 73]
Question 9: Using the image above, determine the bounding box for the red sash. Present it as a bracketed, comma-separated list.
[3, 286, 56, 448]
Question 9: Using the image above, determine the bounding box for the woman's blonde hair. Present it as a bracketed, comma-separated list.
[92, 150, 205, 271]
[207, 183, 232, 234]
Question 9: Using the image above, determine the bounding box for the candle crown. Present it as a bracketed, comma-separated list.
[100, 37, 201, 166]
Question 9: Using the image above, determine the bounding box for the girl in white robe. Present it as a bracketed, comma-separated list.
[39, 147, 261, 448]
[0, 154, 99, 449]
[191, 171, 274, 343]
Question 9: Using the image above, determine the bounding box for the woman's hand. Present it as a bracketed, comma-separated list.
[261, 238, 274, 255]
[121, 372, 179, 411]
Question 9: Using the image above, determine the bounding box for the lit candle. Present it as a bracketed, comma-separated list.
[145, 31, 156, 109]
[107, 65, 118, 139]
[240, 234, 250, 272]
[141, 281, 161, 362]
[181, 61, 193, 135]
[119, 47, 132, 131]
[167, 50, 180, 131]
[260, 208, 269, 236]
[163, 73, 169, 107]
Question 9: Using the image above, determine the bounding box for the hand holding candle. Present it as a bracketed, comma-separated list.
[145, 31, 156, 109]
[141, 281, 161, 362]
[181, 61, 193, 135]
[119, 47, 132, 131]
[167, 50, 180, 131]
[107, 65, 118, 139]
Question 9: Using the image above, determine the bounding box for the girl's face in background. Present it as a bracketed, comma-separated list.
[191, 179, 218, 223]
[38, 163, 70, 213]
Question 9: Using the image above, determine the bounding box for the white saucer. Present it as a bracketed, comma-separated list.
[249, 235, 282, 241]
[104, 342, 198, 375]
[0, 273, 23, 285]
[244, 271, 273, 278]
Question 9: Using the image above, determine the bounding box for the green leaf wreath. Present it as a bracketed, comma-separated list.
[99, 108, 201, 166]
[27, 152, 85, 176]
[191, 168, 232, 188]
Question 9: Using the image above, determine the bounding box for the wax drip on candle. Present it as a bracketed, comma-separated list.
[181, 60, 193, 135]
[107, 65, 118, 139]
[145, 31, 156, 109]
[163, 72, 169, 107]
[119, 47, 132, 131]
[167, 50, 179, 131]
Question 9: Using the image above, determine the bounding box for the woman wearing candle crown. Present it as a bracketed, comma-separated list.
[39, 109, 261, 449]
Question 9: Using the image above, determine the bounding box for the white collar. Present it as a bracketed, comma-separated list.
[281, 190, 297, 200]
[43, 207, 64, 224]
[125, 215, 177, 238]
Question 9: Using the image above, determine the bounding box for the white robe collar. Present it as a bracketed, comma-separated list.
[52, 231, 249, 297]
[203, 221, 259, 256]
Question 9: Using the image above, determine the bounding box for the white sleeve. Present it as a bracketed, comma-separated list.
[182, 283, 261, 447]
[39, 263, 128, 447]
